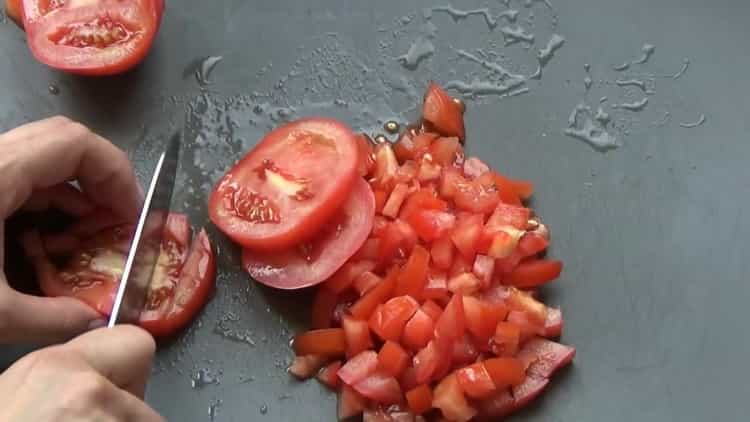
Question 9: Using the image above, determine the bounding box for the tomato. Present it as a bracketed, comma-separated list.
[517, 233, 549, 257]
[353, 271, 382, 296]
[289, 355, 329, 380]
[401, 309, 434, 351]
[377, 341, 410, 378]
[399, 188, 448, 220]
[543, 307, 564, 338]
[338, 385, 368, 420]
[373, 143, 399, 190]
[210, 118, 360, 251]
[448, 272, 481, 295]
[369, 296, 420, 341]
[417, 156, 442, 182]
[317, 360, 342, 389]
[494, 171, 534, 201]
[451, 334, 479, 366]
[512, 375, 549, 412]
[423, 82, 466, 140]
[463, 157, 490, 179]
[483, 358, 525, 388]
[394, 132, 438, 162]
[420, 300, 443, 322]
[504, 259, 563, 288]
[492, 322, 520, 357]
[456, 363, 497, 399]
[472, 255, 495, 288]
[22, 0, 164, 75]
[324, 260, 377, 294]
[413, 340, 440, 384]
[487, 203, 530, 230]
[350, 267, 398, 320]
[439, 167, 464, 199]
[506, 287, 548, 324]
[516, 338, 576, 379]
[293, 328, 347, 357]
[430, 236, 454, 271]
[396, 245, 430, 298]
[377, 220, 417, 264]
[430, 137, 461, 166]
[353, 372, 403, 405]
[5, 0, 22, 25]
[382, 183, 410, 218]
[463, 296, 503, 342]
[406, 385, 433, 415]
[435, 294, 465, 344]
[242, 178, 375, 289]
[454, 176, 501, 215]
[451, 214, 483, 261]
[432, 374, 477, 422]
[22, 212, 215, 337]
[356, 134, 376, 177]
[338, 350, 379, 386]
[343, 315, 374, 357]
[407, 209, 456, 242]
[477, 389, 515, 420]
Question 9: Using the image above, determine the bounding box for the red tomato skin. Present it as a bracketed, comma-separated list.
[210, 118, 360, 252]
[456, 362, 497, 399]
[505, 259, 563, 288]
[294, 328, 347, 357]
[338, 350, 379, 386]
[516, 338, 576, 379]
[350, 267, 398, 320]
[369, 296, 420, 342]
[517, 233, 550, 257]
[435, 293, 466, 344]
[483, 357, 525, 388]
[406, 384, 434, 415]
[396, 245, 430, 298]
[317, 360, 342, 389]
[401, 309, 435, 351]
[377, 341, 410, 378]
[423, 82, 466, 140]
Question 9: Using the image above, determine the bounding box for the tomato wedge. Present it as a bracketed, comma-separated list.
[242, 178, 375, 289]
[21, 212, 215, 337]
[22, 0, 164, 75]
[210, 118, 360, 251]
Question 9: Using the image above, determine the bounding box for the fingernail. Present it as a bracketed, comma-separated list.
[87, 318, 108, 330]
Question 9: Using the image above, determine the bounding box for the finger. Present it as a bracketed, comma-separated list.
[108, 386, 166, 422]
[65, 325, 156, 398]
[0, 284, 104, 344]
[0, 116, 143, 220]
[21, 183, 94, 216]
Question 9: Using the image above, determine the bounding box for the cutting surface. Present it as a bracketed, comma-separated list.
[1, 0, 748, 421]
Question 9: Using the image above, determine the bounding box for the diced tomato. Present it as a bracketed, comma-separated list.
[487, 203, 531, 230]
[402, 309, 435, 351]
[395, 161, 419, 186]
[294, 328, 346, 357]
[494, 171, 535, 201]
[418, 156, 443, 182]
[432, 373, 477, 422]
[495, 249, 524, 274]
[400, 189, 448, 220]
[492, 322, 520, 357]
[463, 296, 502, 341]
[413, 340, 440, 384]
[317, 360, 342, 389]
[420, 300, 443, 322]
[406, 385, 434, 415]
[374, 190, 388, 214]
[394, 132, 438, 161]
[477, 389, 515, 420]
[430, 236, 454, 271]
[512, 375, 549, 412]
[400, 366, 420, 392]
[354, 372, 403, 405]
[439, 166, 464, 199]
[448, 272, 481, 295]
[377, 341, 410, 378]
[407, 210, 456, 242]
[355, 238, 380, 261]
[421, 269, 449, 301]
[456, 362, 497, 399]
[374, 143, 399, 190]
[506, 287, 548, 324]
[383, 183, 410, 218]
[338, 350, 378, 386]
[471, 255, 495, 288]
[312, 288, 338, 329]
[354, 271, 382, 296]
[435, 294, 466, 344]
[396, 245, 430, 298]
[517, 233, 549, 257]
[516, 338, 576, 379]
[350, 267, 398, 320]
[506, 311, 540, 343]
[288, 355, 329, 379]
[449, 253, 473, 278]
[325, 261, 377, 294]
[423, 82, 466, 140]
[430, 137, 461, 165]
[543, 307, 564, 338]
[356, 134, 376, 177]
[342, 315, 374, 357]
[463, 157, 490, 179]
[505, 259, 563, 289]
[338, 385, 368, 420]
[451, 214, 483, 260]
[369, 296, 420, 341]
[483, 357, 525, 388]
[452, 334, 479, 366]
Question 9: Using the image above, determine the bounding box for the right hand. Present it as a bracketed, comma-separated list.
[0, 325, 164, 421]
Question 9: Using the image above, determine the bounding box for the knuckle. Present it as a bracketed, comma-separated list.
[47, 115, 73, 127]
[64, 121, 92, 140]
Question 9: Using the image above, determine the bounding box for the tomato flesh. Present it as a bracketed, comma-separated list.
[423, 82, 465, 140]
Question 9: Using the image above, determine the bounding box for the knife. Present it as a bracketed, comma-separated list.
[108, 132, 181, 327]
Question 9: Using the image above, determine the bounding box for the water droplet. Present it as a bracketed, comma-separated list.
[679, 113, 706, 128]
[190, 368, 220, 389]
[384, 121, 400, 134]
[48, 84, 60, 95]
[195, 56, 224, 86]
[632, 43, 655, 65]
[260, 404, 268, 415]
[614, 97, 649, 112]
[396, 37, 434, 70]
[208, 399, 222, 421]
[453, 97, 466, 114]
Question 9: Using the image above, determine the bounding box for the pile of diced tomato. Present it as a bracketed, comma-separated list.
[288, 83, 575, 421]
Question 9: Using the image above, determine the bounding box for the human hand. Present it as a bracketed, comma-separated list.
[0, 325, 163, 421]
[0, 116, 143, 344]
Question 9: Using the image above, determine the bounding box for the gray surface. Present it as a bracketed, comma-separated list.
[1, 0, 748, 421]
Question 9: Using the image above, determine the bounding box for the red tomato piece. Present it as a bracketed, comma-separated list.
[406, 385, 434, 415]
[312, 288, 338, 329]
[512, 375, 549, 412]
[435, 294, 466, 344]
[472, 254, 495, 288]
[350, 267, 398, 320]
[543, 307, 564, 338]
[449, 253, 473, 278]
[477, 388, 515, 420]
[383, 183, 410, 218]
[463, 296, 503, 341]
[294, 328, 347, 357]
[374, 190, 388, 214]
[505, 259, 563, 289]
[517, 233, 550, 257]
[242, 178, 375, 289]
[407, 210, 456, 242]
[452, 334, 479, 366]
[492, 322, 520, 357]
[430, 137, 461, 166]
[373, 143, 400, 190]
[423, 82, 466, 140]
[516, 338, 576, 379]
[377, 341, 410, 378]
[463, 157, 490, 179]
[506, 287, 548, 324]
[369, 296, 420, 341]
[5, 0, 22, 25]
[483, 357, 525, 388]
[377, 220, 417, 264]
[454, 175, 501, 215]
[430, 236, 454, 271]
[418, 157, 442, 182]
[507, 311, 542, 343]
[448, 272, 481, 295]
[400, 188, 448, 220]
[439, 166, 464, 199]
[288, 354, 329, 380]
[338, 350, 379, 386]
[487, 203, 531, 230]
[396, 245, 430, 298]
[353, 271, 382, 296]
[317, 360, 342, 389]
[22, 0, 164, 75]
[353, 372, 404, 405]
[394, 132, 438, 162]
[356, 134, 376, 177]
[456, 362, 497, 399]
[343, 315, 374, 357]
[432, 373, 477, 422]
[495, 171, 535, 201]
[400, 366, 420, 392]
[413, 340, 440, 384]
[338, 385, 368, 420]
[210, 118, 360, 251]
[324, 260, 377, 294]
[402, 309, 435, 351]
[395, 161, 418, 185]
[420, 300, 443, 322]
[355, 237, 380, 261]
[451, 214, 483, 261]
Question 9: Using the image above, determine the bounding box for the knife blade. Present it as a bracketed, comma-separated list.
[108, 132, 181, 327]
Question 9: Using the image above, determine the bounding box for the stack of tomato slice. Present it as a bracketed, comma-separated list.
[228, 83, 577, 421]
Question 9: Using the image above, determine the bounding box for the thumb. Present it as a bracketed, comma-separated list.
[0, 286, 105, 345]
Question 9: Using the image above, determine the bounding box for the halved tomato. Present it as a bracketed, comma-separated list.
[242, 178, 375, 289]
[21, 212, 215, 337]
[211, 118, 360, 251]
[23, 0, 164, 75]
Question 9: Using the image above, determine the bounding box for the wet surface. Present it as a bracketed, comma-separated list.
[1, 0, 749, 421]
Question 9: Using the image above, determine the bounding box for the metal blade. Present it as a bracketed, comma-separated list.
[108, 132, 181, 327]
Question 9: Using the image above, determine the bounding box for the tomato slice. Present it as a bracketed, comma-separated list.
[23, 0, 164, 75]
[423, 82, 466, 140]
[210, 118, 360, 251]
[242, 178, 375, 289]
[22, 212, 215, 337]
